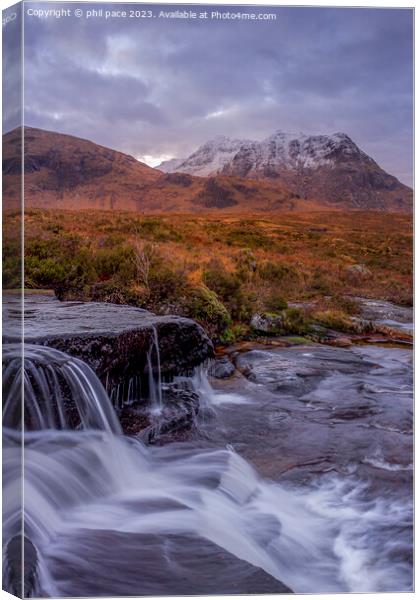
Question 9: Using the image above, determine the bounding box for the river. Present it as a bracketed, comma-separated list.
[2, 298, 413, 596]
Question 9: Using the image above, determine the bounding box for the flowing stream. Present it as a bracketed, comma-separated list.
[2, 330, 413, 595]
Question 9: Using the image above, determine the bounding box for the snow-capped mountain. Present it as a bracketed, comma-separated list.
[159, 136, 251, 177]
[158, 131, 375, 176]
[158, 130, 412, 210]
[158, 157, 186, 173]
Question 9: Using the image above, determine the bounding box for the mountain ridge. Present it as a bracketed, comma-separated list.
[2, 127, 297, 213]
[2, 127, 412, 213]
[159, 130, 412, 211]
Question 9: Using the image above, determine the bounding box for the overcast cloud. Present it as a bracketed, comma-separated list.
[12, 3, 414, 184]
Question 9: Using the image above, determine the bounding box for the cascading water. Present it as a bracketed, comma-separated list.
[2, 343, 413, 596]
[107, 327, 163, 413]
[3, 344, 121, 433]
[146, 326, 163, 413]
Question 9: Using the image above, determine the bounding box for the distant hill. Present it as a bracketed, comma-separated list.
[2, 127, 412, 212]
[3, 127, 160, 211]
[160, 130, 413, 211]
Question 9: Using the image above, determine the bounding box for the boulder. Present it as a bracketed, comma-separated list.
[209, 357, 236, 379]
[3, 294, 214, 390]
[250, 312, 284, 335]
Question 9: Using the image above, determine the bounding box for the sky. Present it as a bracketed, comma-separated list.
[4, 3, 414, 185]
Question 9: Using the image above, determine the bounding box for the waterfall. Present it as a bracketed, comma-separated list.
[146, 325, 163, 413]
[108, 376, 143, 410]
[2, 344, 121, 433]
[2, 344, 413, 596]
[106, 327, 163, 412]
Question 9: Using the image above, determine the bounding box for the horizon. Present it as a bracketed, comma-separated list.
[3, 3, 413, 184]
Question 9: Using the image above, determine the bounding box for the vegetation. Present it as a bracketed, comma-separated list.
[3, 208, 412, 341]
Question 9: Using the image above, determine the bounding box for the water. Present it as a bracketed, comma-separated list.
[2, 342, 413, 596]
[2, 344, 121, 433]
[146, 326, 163, 413]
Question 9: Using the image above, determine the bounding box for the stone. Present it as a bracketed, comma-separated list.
[250, 313, 284, 335]
[328, 337, 352, 348]
[210, 357, 235, 378]
[120, 383, 201, 442]
[3, 294, 214, 389]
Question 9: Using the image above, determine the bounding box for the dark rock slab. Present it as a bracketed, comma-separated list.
[47, 530, 292, 596]
[3, 294, 214, 388]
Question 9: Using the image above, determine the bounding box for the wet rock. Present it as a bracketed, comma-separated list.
[3, 294, 214, 390]
[355, 297, 413, 333]
[51, 530, 293, 596]
[330, 403, 378, 420]
[235, 345, 376, 400]
[326, 336, 352, 348]
[210, 357, 236, 379]
[120, 383, 201, 442]
[250, 312, 284, 335]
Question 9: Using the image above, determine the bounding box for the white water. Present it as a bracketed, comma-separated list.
[177, 364, 253, 407]
[2, 344, 121, 433]
[2, 345, 413, 595]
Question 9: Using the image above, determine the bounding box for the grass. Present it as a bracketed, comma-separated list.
[3, 208, 412, 340]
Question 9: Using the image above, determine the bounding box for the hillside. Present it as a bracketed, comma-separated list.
[2, 128, 298, 212]
[2, 127, 412, 212]
[160, 131, 413, 211]
[3, 127, 160, 211]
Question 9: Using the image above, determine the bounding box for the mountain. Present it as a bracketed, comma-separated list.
[3, 127, 161, 211]
[160, 136, 251, 177]
[159, 131, 412, 211]
[2, 127, 296, 213]
[3, 127, 411, 213]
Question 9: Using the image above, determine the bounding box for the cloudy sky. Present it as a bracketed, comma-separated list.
[6, 3, 414, 184]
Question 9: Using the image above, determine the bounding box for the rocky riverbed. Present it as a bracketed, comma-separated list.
[2, 293, 413, 595]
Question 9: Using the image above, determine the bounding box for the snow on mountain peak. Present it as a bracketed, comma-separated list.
[158, 130, 373, 176]
[159, 136, 251, 176]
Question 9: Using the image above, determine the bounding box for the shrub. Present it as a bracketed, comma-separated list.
[327, 295, 360, 316]
[137, 218, 183, 242]
[224, 226, 269, 249]
[90, 283, 145, 306]
[220, 324, 249, 344]
[3, 242, 21, 288]
[24, 256, 69, 287]
[184, 285, 231, 337]
[258, 261, 301, 285]
[203, 259, 253, 321]
[147, 260, 186, 304]
[94, 246, 136, 282]
[312, 310, 355, 333]
[310, 270, 333, 295]
[265, 295, 288, 312]
[282, 308, 309, 335]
